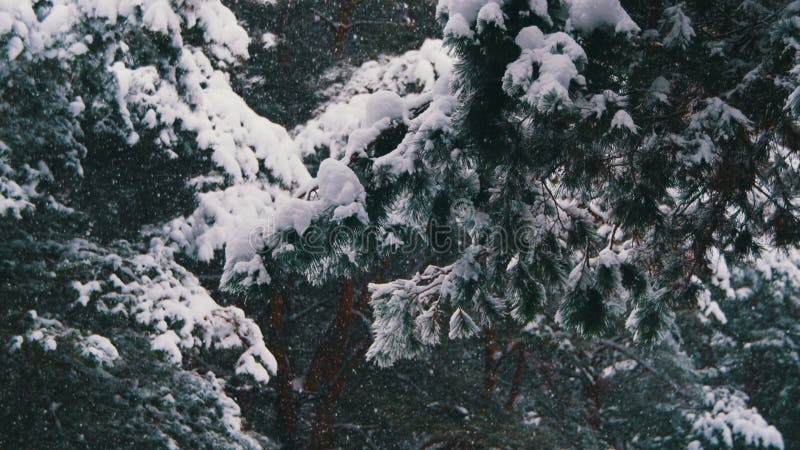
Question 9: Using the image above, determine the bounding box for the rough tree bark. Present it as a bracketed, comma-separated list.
[267, 290, 299, 448]
[304, 260, 389, 447]
[307, 279, 373, 449]
[309, 338, 371, 450]
[505, 343, 526, 411]
[313, 0, 398, 57]
[588, 371, 604, 431]
[332, 0, 354, 55]
[484, 329, 501, 390]
[304, 278, 357, 391]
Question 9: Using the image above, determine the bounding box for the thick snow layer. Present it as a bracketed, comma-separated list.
[515, 26, 546, 49]
[235, 342, 275, 383]
[373, 80, 460, 176]
[80, 334, 120, 366]
[191, 0, 251, 62]
[663, 4, 695, 49]
[2, 0, 312, 296]
[690, 387, 784, 449]
[563, 0, 640, 34]
[143, 1, 181, 35]
[296, 93, 372, 160]
[682, 98, 751, 164]
[72, 280, 102, 306]
[528, 0, 549, 20]
[503, 28, 587, 111]
[317, 159, 366, 207]
[476, 2, 505, 33]
[437, 0, 494, 25]
[277, 159, 368, 229]
[0, 0, 253, 63]
[111, 49, 309, 184]
[438, 0, 498, 38]
[294, 40, 450, 160]
[166, 180, 283, 262]
[217, 160, 370, 289]
[328, 39, 452, 102]
[67, 239, 278, 383]
[443, 13, 474, 39]
[610, 110, 638, 133]
[152, 330, 183, 364]
[1, 0, 311, 243]
[297, 40, 458, 182]
[363, 91, 406, 127]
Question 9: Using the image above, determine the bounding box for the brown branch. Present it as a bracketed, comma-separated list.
[587, 358, 604, 431]
[483, 329, 501, 390]
[609, 223, 620, 249]
[542, 180, 567, 230]
[505, 342, 525, 411]
[286, 297, 328, 322]
[598, 338, 682, 391]
[349, 19, 400, 28]
[311, 8, 338, 30]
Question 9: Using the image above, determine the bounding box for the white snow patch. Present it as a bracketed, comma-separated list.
[261, 32, 277, 49]
[317, 159, 368, 223]
[503, 28, 587, 111]
[610, 110, 637, 133]
[72, 280, 102, 306]
[80, 334, 120, 366]
[363, 90, 406, 127]
[152, 330, 183, 364]
[476, 2, 505, 33]
[564, 0, 640, 34]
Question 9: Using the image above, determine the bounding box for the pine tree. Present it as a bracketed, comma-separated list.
[214, 40, 452, 447]
[679, 248, 799, 448]
[224, 0, 442, 126]
[219, 1, 800, 445]
[0, 0, 307, 446]
[355, 0, 800, 364]
[3, 0, 799, 447]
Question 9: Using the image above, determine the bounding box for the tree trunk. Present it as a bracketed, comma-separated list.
[332, 0, 354, 55]
[310, 391, 336, 450]
[305, 278, 357, 391]
[267, 290, 299, 448]
[307, 278, 359, 449]
[309, 339, 370, 450]
[274, 0, 292, 65]
[588, 373, 604, 431]
[324, 278, 356, 380]
[306, 264, 386, 447]
[484, 329, 500, 390]
[505, 344, 525, 411]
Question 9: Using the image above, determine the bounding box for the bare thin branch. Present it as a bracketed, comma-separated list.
[311, 8, 338, 30]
